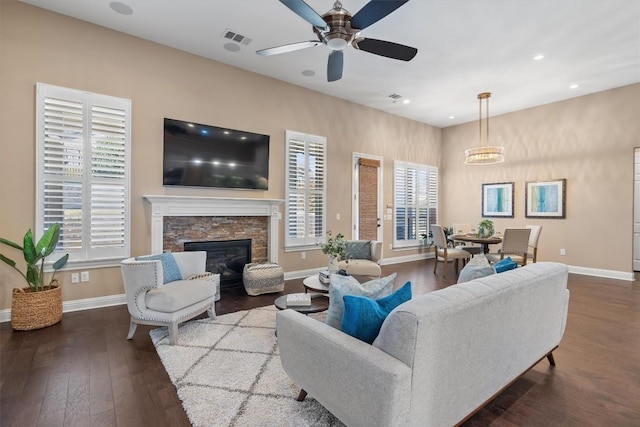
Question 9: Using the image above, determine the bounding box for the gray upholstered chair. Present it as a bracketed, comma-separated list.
[121, 251, 218, 345]
[486, 228, 532, 266]
[338, 240, 382, 278]
[432, 225, 470, 277]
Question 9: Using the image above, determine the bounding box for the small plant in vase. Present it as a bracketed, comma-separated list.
[477, 220, 495, 238]
[319, 231, 346, 273]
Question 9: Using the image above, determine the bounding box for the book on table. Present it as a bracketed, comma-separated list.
[318, 270, 330, 284]
[287, 293, 312, 306]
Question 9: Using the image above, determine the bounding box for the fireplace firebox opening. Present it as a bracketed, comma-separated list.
[183, 239, 251, 289]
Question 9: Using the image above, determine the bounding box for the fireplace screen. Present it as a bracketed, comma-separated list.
[183, 239, 251, 289]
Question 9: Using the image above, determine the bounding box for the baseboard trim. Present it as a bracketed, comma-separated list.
[0, 294, 126, 323]
[1, 262, 632, 323]
[567, 265, 635, 281]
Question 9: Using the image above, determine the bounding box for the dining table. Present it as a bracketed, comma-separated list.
[450, 234, 502, 254]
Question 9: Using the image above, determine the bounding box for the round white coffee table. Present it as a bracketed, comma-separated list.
[302, 275, 330, 294]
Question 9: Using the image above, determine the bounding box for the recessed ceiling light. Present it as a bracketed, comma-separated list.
[301, 69, 316, 77]
[533, 54, 544, 61]
[402, 99, 410, 104]
[223, 43, 241, 52]
[109, 1, 133, 15]
[449, 116, 455, 119]
[569, 84, 579, 89]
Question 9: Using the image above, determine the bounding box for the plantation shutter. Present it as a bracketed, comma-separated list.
[285, 130, 327, 248]
[36, 83, 131, 264]
[393, 161, 438, 248]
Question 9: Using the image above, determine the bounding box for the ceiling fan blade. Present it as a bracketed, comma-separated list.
[353, 38, 417, 61]
[256, 40, 322, 56]
[350, 0, 410, 30]
[280, 0, 328, 30]
[327, 51, 344, 82]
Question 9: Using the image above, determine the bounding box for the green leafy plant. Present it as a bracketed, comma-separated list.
[422, 226, 456, 248]
[0, 223, 69, 292]
[319, 231, 346, 259]
[477, 219, 495, 238]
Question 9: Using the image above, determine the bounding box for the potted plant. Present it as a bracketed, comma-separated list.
[0, 223, 69, 330]
[319, 231, 346, 273]
[477, 219, 495, 238]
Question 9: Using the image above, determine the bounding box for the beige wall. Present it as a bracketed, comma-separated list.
[441, 84, 640, 273]
[0, 1, 440, 309]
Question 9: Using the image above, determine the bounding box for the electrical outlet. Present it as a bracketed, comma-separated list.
[336, 213, 340, 220]
[301, 252, 306, 260]
[389, 243, 393, 250]
[560, 249, 566, 256]
[80, 271, 90, 282]
[71, 273, 79, 284]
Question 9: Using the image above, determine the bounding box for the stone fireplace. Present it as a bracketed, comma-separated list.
[143, 196, 284, 267]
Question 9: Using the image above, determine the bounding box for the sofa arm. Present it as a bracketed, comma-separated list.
[277, 310, 412, 427]
[371, 241, 382, 263]
[121, 258, 164, 318]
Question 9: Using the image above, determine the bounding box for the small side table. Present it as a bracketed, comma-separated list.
[274, 293, 329, 315]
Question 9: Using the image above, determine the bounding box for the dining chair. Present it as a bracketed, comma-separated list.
[451, 222, 483, 255]
[525, 225, 543, 263]
[486, 228, 532, 266]
[432, 224, 471, 277]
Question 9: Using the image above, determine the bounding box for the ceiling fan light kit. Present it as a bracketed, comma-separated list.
[257, 0, 418, 82]
[465, 92, 506, 165]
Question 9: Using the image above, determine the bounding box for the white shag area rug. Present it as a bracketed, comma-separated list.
[150, 305, 345, 427]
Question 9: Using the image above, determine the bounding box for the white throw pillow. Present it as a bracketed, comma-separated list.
[457, 254, 496, 284]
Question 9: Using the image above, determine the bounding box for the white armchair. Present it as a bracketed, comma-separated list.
[338, 240, 382, 278]
[121, 251, 218, 345]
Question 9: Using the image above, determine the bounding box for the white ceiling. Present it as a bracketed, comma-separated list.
[20, 0, 640, 128]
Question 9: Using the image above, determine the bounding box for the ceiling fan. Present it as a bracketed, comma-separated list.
[256, 0, 418, 82]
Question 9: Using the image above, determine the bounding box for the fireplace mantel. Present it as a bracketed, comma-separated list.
[143, 195, 284, 262]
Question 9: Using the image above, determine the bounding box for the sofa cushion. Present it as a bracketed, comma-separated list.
[457, 253, 495, 284]
[145, 279, 215, 313]
[136, 252, 182, 284]
[345, 240, 372, 260]
[494, 257, 518, 273]
[341, 281, 412, 344]
[325, 272, 396, 328]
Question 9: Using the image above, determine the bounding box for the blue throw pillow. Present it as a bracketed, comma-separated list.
[136, 252, 182, 284]
[340, 281, 412, 344]
[494, 257, 518, 273]
[325, 273, 396, 329]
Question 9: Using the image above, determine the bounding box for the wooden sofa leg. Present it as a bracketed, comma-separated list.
[296, 389, 308, 401]
[169, 323, 179, 346]
[547, 352, 556, 366]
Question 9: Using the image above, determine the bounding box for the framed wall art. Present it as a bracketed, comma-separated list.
[525, 179, 566, 219]
[482, 182, 514, 218]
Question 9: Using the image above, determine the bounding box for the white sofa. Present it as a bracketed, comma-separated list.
[277, 262, 570, 426]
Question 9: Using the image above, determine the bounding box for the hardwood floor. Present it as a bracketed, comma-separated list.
[1, 260, 639, 426]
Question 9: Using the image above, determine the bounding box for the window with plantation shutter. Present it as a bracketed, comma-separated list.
[285, 130, 326, 249]
[36, 83, 131, 266]
[393, 161, 438, 248]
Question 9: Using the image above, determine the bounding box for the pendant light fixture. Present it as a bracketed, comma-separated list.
[464, 92, 505, 165]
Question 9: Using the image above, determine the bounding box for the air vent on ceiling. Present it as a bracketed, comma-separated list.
[388, 93, 402, 100]
[222, 29, 252, 46]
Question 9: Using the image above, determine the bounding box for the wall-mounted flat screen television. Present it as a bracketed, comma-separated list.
[163, 118, 270, 190]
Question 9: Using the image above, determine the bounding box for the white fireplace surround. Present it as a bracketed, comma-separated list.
[143, 195, 284, 263]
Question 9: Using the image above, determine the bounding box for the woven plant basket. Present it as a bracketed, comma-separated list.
[11, 285, 63, 331]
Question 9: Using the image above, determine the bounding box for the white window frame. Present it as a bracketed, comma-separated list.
[393, 160, 438, 249]
[284, 130, 327, 250]
[35, 83, 131, 269]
